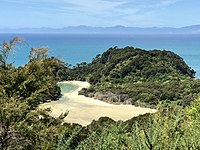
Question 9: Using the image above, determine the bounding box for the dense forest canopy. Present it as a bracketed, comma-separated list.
[67, 46, 195, 81]
[66, 46, 200, 107]
[0, 38, 200, 149]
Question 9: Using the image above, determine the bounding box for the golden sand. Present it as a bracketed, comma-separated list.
[39, 81, 156, 126]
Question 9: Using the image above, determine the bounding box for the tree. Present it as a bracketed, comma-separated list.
[0, 37, 24, 68]
[0, 99, 29, 150]
[29, 47, 48, 61]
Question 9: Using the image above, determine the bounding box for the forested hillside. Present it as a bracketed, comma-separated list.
[68, 46, 195, 81]
[66, 46, 200, 107]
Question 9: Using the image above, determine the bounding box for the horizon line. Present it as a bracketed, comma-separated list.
[1, 24, 200, 29]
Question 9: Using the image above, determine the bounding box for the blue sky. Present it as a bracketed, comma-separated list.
[0, 0, 199, 28]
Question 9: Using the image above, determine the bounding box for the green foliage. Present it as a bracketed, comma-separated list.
[0, 98, 63, 150]
[73, 105, 200, 150]
[67, 46, 200, 106]
[186, 96, 200, 123]
[57, 127, 83, 150]
[0, 44, 70, 108]
[131, 104, 200, 149]
[0, 38, 65, 149]
[68, 46, 195, 82]
[0, 98, 29, 149]
[77, 123, 131, 150]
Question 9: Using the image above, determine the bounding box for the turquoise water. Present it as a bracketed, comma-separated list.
[0, 34, 200, 77]
[57, 83, 78, 93]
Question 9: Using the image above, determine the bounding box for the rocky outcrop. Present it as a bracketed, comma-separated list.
[85, 91, 132, 104]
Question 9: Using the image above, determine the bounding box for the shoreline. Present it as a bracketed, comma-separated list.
[40, 81, 157, 126]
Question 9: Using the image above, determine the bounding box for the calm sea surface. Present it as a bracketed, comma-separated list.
[1, 33, 200, 77]
[57, 83, 78, 94]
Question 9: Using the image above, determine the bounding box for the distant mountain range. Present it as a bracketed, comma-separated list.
[1, 25, 200, 34]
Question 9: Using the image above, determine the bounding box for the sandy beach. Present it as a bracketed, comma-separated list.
[40, 81, 157, 126]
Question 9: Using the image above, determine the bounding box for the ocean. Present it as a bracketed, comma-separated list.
[0, 33, 200, 78]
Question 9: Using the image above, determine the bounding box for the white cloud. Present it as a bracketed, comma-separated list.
[0, 0, 184, 27]
[155, 0, 181, 7]
[1, 0, 181, 15]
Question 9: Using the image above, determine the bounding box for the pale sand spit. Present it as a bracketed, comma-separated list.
[39, 81, 157, 126]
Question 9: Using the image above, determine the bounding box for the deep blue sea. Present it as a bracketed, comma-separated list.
[1, 33, 200, 78]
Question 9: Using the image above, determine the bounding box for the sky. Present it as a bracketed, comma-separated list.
[0, 0, 199, 28]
